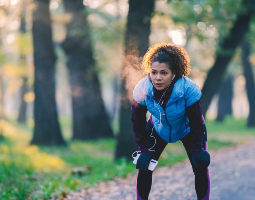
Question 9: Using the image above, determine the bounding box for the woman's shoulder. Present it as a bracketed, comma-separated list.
[182, 76, 202, 107]
[180, 76, 200, 92]
[133, 76, 152, 106]
[183, 76, 198, 86]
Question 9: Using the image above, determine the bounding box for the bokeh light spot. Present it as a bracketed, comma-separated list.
[197, 22, 206, 30]
[50, 1, 59, 10]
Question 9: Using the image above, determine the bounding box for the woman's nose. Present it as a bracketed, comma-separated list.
[156, 74, 161, 80]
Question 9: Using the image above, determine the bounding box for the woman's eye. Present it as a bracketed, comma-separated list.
[151, 72, 156, 75]
[162, 72, 167, 75]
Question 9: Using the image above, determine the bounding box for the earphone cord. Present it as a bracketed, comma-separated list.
[132, 75, 175, 159]
[158, 74, 175, 106]
[132, 126, 155, 159]
[155, 74, 175, 125]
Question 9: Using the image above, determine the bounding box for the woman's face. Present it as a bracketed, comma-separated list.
[150, 61, 175, 91]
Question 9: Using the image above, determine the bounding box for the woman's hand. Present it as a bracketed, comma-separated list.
[136, 153, 155, 171]
[192, 150, 210, 168]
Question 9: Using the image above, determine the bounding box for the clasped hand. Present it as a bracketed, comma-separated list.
[192, 150, 210, 168]
[136, 153, 155, 171]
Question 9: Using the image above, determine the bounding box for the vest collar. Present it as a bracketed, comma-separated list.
[167, 76, 184, 104]
[148, 76, 185, 105]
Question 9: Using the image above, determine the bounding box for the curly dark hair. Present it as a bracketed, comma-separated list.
[142, 43, 191, 77]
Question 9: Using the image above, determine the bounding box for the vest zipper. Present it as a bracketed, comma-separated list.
[163, 110, 172, 143]
[155, 99, 172, 143]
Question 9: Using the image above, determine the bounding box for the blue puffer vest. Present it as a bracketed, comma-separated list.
[133, 76, 202, 143]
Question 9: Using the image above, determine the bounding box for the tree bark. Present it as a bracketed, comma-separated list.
[216, 75, 233, 122]
[31, 0, 66, 145]
[62, 0, 113, 140]
[17, 76, 28, 123]
[241, 41, 255, 127]
[115, 0, 156, 161]
[18, 1, 28, 123]
[201, 0, 255, 116]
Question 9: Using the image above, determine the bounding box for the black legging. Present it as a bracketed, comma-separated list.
[136, 121, 210, 200]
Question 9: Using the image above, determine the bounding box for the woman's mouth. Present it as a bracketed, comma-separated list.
[155, 83, 163, 87]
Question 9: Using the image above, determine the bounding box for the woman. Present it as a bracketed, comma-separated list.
[131, 43, 210, 200]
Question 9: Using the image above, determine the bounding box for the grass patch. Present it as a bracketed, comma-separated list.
[0, 120, 135, 199]
[206, 116, 255, 136]
[205, 116, 255, 144]
[208, 138, 234, 150]
[0, 116, 254, 199]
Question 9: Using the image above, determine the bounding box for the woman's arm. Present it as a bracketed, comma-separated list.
[186, 100, 205, 156]
[131, 99, 153, 154]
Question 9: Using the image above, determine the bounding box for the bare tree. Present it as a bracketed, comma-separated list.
[241, 40, 255, 127]
[201, 0, 255, 116]
[31, 0, 65, 145]
[62, 0, 113, 140]
[115, 0, 156, 160]
[18, 0, 28, 123]
[216, 75, 233, 122]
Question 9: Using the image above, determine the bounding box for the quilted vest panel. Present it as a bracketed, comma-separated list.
[133, 76, 201, 143]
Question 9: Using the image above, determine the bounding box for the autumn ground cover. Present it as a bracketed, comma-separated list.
[0, 116, 254, 199]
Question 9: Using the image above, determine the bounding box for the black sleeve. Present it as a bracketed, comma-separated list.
[131, 99, 153, 154]
[186, 100, 205, 155]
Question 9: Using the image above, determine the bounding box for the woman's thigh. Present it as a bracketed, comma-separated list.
[181, 124, 208, 172]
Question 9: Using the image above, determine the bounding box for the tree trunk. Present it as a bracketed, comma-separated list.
[115, 0, 156, 161]
[31, 0, 65, 145]
[17, 76, 28, 123]
[216, 75, 233, 122]
[200, 0, 255, 116]
[18, 1, 28, 123]
[62, 0, 113, 140]
[241, 41, 255, 127]
[110, 75, 120, 122]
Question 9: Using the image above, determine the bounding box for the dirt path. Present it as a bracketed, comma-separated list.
[65, 141, 255, 200]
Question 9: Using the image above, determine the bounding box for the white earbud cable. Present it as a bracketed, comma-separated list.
[132, 75, 175, 159]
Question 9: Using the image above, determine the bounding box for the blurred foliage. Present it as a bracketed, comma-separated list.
[85, 2, 126, 75]
[14, 33, 33, 56]
[0, 0, 34, 113]
[3, 62, 28, 77]
[0, 47, 5, 64]
[1, 0, 254, 119]
[169, 0, 244, 41]
[158, 0, 255, 75]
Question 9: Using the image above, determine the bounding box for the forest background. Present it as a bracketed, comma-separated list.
[0, 0, 255, 199]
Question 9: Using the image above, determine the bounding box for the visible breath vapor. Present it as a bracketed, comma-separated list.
[122, 52, 145, 102]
